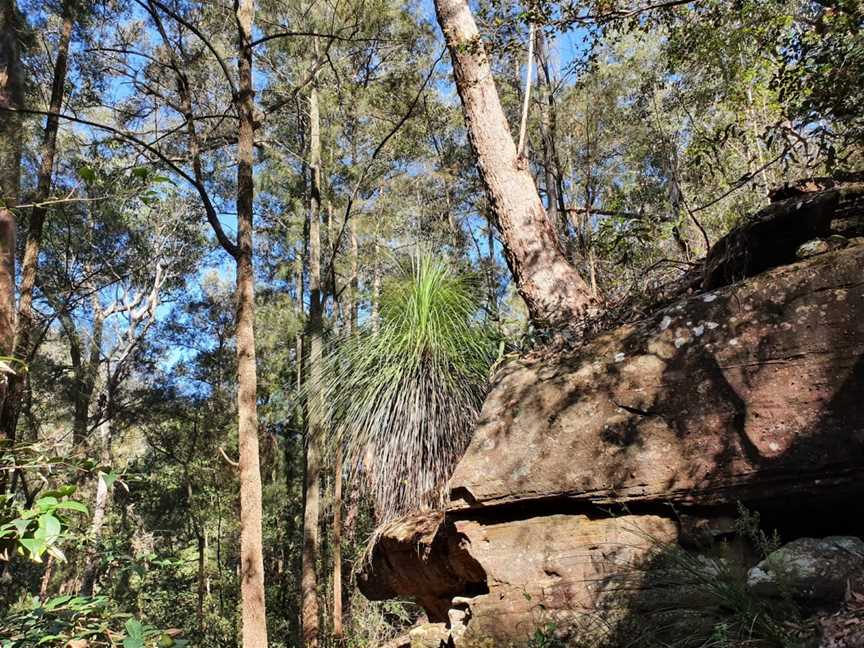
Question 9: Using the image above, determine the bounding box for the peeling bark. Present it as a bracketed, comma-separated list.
[0, 0, 75, 441]
[0, 0, 23, 430]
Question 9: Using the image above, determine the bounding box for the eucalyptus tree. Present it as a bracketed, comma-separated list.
[11, 0, 275, 640]
[433, 0, 595, 331]
[0, 0, 23, 424]
[0, 0, 77, 443]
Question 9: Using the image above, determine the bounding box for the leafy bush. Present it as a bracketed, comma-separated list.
[0, 595, 187, 647]
[0, 490, 87, 564]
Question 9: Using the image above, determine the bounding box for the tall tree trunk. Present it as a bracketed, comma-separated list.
[301, 82, 323, 648]
[331, 219, 356, 639]
[0, 0, 23, 431]
[371, 238, 380, 334]
[433, 0, 593, 329]
[294, 248, 304, 391]
[331, 446, 343, 640]
[0, 0, 74, 440]
[534, 29, 567, 236]
[235, 1, 269, 646]
[59, 301, 102, 447]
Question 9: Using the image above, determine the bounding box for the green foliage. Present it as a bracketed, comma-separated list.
[778, 0, 864, 155]
[527, 623, 569, 648]
[0, 595, 187, 648]
[0, 492, 87, 564]
[315, 255, 499, 521]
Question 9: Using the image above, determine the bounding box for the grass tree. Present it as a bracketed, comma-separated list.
[315, 255, 498, 523]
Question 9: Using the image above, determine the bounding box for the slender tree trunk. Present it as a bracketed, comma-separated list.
[331, 446, 343, 640]
[39, 555, 54, 599]
[294, 249, 304, 392]
[235, 1, 268, 646]
[433, 0, 593, 329]
[79, 418, 113, 596]
[301, 82, 323, 648]
[371, 238, 380, 334]
[534, 29, 567, 236]
[0, 0, 23, 429]
[0, 0, 74, 440]
[59, 303, 102, 447]
[332, 219, 359, 638]
[197, 531, 207, 636]
[349, 220, 358, 331]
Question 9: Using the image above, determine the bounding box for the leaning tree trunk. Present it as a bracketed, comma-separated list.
[433, 0, 593, 329]
[301, 81, 324, 648]
[0, 0, 74, 440]
[235, 1, 269, 646]
[0, 0, 23, 435]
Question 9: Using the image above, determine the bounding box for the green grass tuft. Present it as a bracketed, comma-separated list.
[311, 255, 498, 522]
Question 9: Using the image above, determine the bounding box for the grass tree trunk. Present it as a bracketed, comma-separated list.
[0, 0, 23, 434]
[433, 0, 593, 329]
[301, 81, 323, 648]
[0, 0, 74, 440]
[235, 1, 269, 646]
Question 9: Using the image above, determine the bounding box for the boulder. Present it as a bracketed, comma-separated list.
[450, 244, 864, 511]
[702, 181, 864, 289]
[361, 184, 864, 645]
[408, 623, 449, 648]
[748, 536, 864, 603]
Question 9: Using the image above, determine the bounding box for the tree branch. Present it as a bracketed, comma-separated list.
[0, 106, 240, 258]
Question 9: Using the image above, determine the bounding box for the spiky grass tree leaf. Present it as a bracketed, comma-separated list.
[311, 255, 497, 522]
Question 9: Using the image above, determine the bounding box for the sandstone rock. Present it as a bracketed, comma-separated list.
[748, 536, 864, 603]
[449, 245, 864, 511]
[455, 514, 677, 644]
[361, 187, 864, 646]
[408, 622, 449, 648]
[703, 180, 864, 289]
[357, 512, 486, 622]
[797, 239, 831, 258]
[378, 636, 410, 648]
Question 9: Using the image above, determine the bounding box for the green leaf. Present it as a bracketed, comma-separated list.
[100, 471, 118, 490]
[12, 518, 30, 536]
[35, 513, 62, 543]
[35, 496, 59, 510]
[43, 595, 73, 611]
[79, 166, 96, 184]
[42, 485, 76, 498]
[55, 500, 88, 514]
[19, 537, 46, 561]
[125, 617, 144, 639]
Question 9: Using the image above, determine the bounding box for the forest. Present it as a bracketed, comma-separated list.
[0, 0, 862, 646]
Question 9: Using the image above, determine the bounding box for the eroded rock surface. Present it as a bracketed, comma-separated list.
[748, 536, 864, 604]
[450, 244, 864, 512]
[362, 186, 864, 646]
